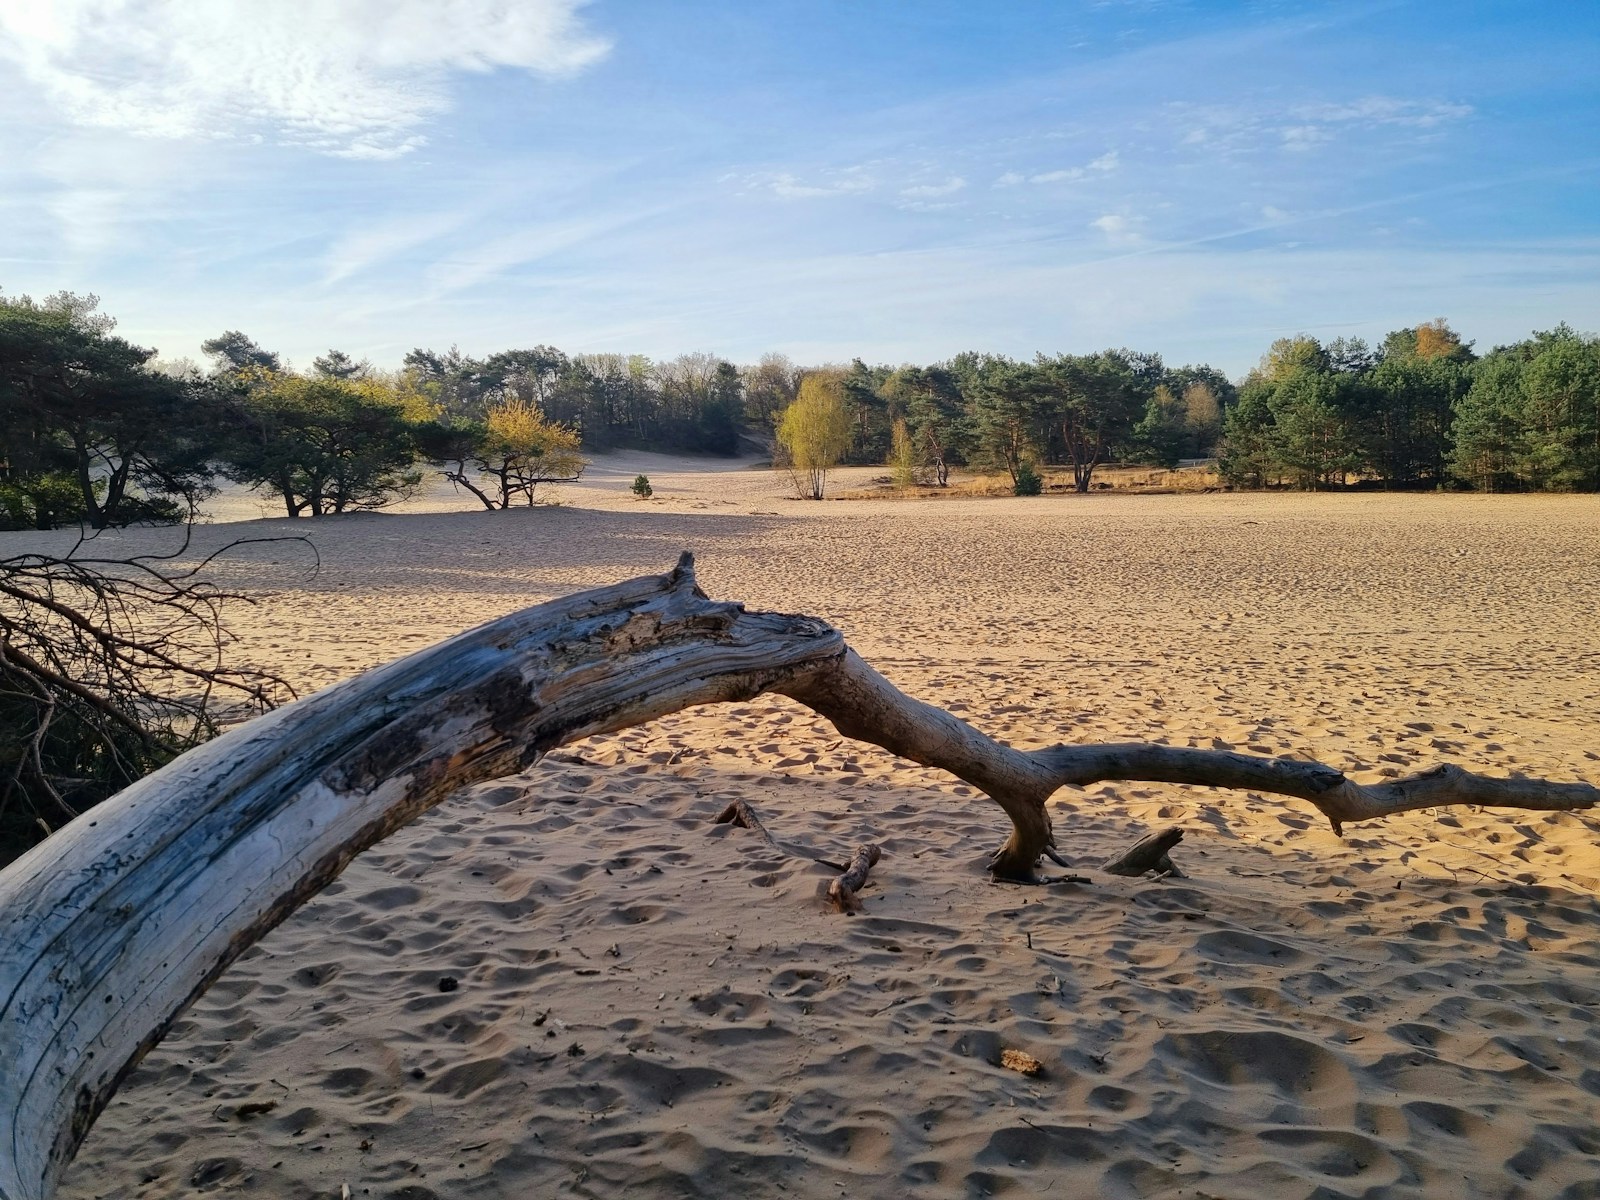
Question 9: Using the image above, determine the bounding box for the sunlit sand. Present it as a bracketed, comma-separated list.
[35, 458, 1600, 1199]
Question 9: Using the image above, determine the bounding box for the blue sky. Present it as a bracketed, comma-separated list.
[1, 0, 1596, 377]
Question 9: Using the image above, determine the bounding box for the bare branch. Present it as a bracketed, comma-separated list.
[829, 845, 882, 914]
[0, 533, 303, 858]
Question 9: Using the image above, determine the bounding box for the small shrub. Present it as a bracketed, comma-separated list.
[631, 474, 653, 498]
[1013, 462, 1043, 496]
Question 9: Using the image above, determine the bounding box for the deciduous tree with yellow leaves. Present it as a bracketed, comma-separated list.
[429, 397, 586, 509]
[776, 373, 855, 500]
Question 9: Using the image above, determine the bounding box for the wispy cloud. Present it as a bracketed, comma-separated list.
[1090, 213, 1144, 245]
[1280, 125, 1330, 152]
[322, 210, 478, 287]
[0, 0, 609, 159]
[1292, 96, 1475, 128]
[736, 168, 876, 198]
[901, 177, 967, 198]
[422, 207, 665, 296]
[1171, 92, 1473, 159]
[1001, 150, 1122, 186]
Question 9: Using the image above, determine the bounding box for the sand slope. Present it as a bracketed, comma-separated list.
[14, 469, 1597, 1199]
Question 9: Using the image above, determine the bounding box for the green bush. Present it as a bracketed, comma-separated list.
[631, 474, 653, 498]
[1013, 462, 1043, 496]
[0, 475, 92, 531]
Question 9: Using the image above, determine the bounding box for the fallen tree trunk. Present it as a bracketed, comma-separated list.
[1, 552, 1596, 1200]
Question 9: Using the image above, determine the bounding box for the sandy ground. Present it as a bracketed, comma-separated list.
[14, 457, 1600, 1199]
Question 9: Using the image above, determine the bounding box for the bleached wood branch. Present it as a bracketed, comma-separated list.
[0, 554, 838, 1200]
[1, 552, 1595, 1200]
[780, 651, 1599, 877]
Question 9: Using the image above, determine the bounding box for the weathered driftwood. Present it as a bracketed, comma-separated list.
[0, 554, 841, 1200]
[714, 799, 848, 872]
[829, 845, 883, 914]
[2, 552, 1598, 1200]
[1103, 826, 1185, 878]
[776, 653, 1600, 878]
[714, 799, 788, 857]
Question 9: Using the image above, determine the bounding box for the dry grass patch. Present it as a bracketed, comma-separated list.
[834, 463, 1224, 500]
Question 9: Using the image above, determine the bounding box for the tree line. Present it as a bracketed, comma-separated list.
[0, 298, 594, 528]
[777, 321, 1600, 497]
[3, 289, 1598, 530]
[1221, 320, 1600, 492]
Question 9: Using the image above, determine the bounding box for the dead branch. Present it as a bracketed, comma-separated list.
[0, 532, 301, 857]
[1103, 827, 1185, 877]
[778, 651, 1599, 878]
[829, 845, 883, 914]
[714, 799, 848, 871]
[0, 552, 1595, 1200]
[714, 799, 787, 856]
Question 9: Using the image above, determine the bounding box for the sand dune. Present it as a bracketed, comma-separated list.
[18, 465, 1599, 1198]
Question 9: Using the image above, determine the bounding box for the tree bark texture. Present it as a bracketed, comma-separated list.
[1, 552, 1596, 1200]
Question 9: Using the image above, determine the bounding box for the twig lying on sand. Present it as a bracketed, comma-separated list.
[714, 799, 849, 871]
[829, 844, 883, 914]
